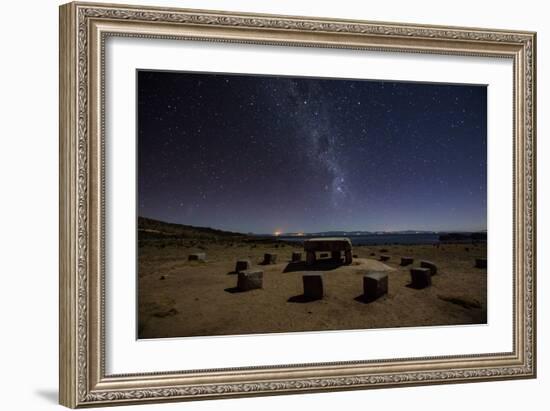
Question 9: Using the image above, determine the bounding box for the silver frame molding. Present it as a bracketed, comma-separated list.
[59, 2, 537, 408]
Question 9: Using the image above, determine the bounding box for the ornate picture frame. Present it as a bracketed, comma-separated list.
[59, 1, 536, 408]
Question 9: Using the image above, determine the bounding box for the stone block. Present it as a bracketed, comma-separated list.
[262, 253, 277, 264]
[235, 259, 251, 272]
[237, 269, 263, 291]
[188, 253, 206, 262]
[363, 272, 388, 301]
[410, 267, 432, 289]
[303, 274, 324, 300]
[420, 260, 437, 275]
[400, 257, 414, 266]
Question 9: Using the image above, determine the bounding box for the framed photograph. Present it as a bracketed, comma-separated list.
[59, 2, 537, 408]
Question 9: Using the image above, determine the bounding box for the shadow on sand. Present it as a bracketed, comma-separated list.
[224, 286, 246, 294]
[283, 258, 344, 273]
[405, 282, 429, 290]
[287, 294, 322, 303]
[353, 294, 381, 304]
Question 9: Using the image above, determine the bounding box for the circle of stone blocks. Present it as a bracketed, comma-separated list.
[303, 274, 324, 300]
[262, 253, 277, 265]
[237, 269, 264, 291]
[188, 253, 206, 262]
[475, 258, 487, 268]
[235, 259, 251, 273]
[400, 256, 414, 266]
[420, 260, 438, 275]
[379, 255, 390, 262]
[363, 272, 388, 301]
[410, 267, 432, 289]
[291, 252, 302, 262]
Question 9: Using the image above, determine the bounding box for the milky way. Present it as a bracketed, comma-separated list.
[137, 70, 487, 234]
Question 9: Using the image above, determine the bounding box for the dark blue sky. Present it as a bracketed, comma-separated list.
[137, 70, 487, 234]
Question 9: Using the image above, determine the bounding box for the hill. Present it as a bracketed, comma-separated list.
[138, 216, 246, 241]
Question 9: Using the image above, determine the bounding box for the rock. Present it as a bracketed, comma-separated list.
[410, 267, 432, 289]
[188, 253, 206, 262]
[420, 260, 438, 275]
[380, 255, 390, 262]
[235, 259, 251, 272]
[237, 270, 263, 291]
[291, 252, 302, 262]
[306, 250, 316, 265]
[304, 237, 353, 265]
[262, 253, 277, 265]
[475, 258, 487, 268]
[344, 250, 353, 265]
[400, 257, 414, 266]
[363, 272, 388, 301]
[303, 274, 324, 300]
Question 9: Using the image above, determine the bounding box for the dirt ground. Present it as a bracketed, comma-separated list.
[137, 240, 487, 339]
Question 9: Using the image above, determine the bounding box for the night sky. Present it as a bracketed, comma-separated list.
[137, 70, 487, 234]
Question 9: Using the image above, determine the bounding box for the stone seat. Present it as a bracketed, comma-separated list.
[420, 260, 437, 275]
[188, 253, 206, 262]
[400, 257, 414, 266]
[302, 273, 324, 300]
[262, 253, 277, 265]
[237, 270, 263, 291]
[410, 267, 432, 289]
[234, 259, 251, 273]
[363, 272, 388, 301]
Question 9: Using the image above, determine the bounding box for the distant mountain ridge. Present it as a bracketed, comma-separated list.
[138, 217, 486, 240]
[138, 216, 245, 240]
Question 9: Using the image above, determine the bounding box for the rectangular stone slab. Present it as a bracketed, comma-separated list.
[262, 253, 277, 264]
[400, 257, 414, 266]
[237, 270, 263, 291]
[188, 253, 206, 261]
[410, 267, 432, 289]
[303, 274, 324, 300]
[363, 272, 388, 301]
[235, 259, 251, 272]
[303, 237, 352, 252]
[420, 260, 437, 275]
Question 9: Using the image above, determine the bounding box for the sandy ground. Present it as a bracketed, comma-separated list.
[138, 240, 487, 339]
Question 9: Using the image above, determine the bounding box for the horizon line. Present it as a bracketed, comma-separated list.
[138, 215, 487, 235]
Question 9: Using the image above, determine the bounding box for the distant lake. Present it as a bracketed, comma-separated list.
[277, 233, 442, 246]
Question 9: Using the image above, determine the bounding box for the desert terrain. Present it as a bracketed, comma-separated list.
[137, 217, 487, 339]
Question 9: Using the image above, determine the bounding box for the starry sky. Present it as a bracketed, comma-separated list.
[137, 70, 487, 234]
